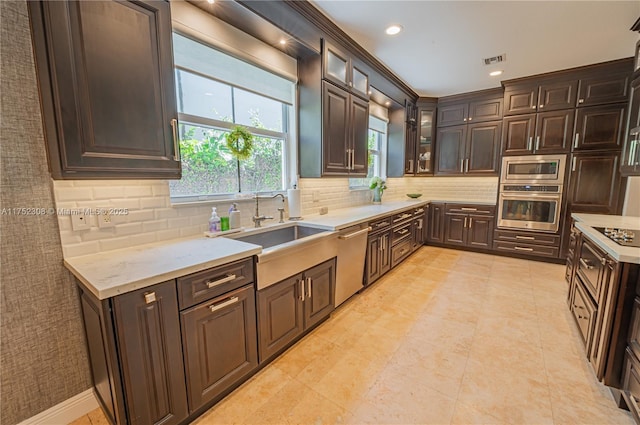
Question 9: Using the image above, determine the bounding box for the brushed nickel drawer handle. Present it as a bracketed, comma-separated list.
[528, 136, 533, 151]
[514, 246, 534, 252]
[144, 292, 156, 304]
[300, 280, 305, 302]
[577, 314, 589, 320]
[339, 227, 371, 240]
[307, 277, 312, 299]
[574, 133, 580, 149]
[579, 258, 594, 270]
[397, 229, 410, 235]
[206, 274, 236, 288]
[515, 235, 535, 240]
[460, 208, 477, 211]
[464, 217, 468, 228]
[170, 119, 180, 161]
[209, 296, 239, 313]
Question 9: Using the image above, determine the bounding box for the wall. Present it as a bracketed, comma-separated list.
[0, 1, 92, 423]
[55, 176, 498, 257]
[623, 176, 640, 217]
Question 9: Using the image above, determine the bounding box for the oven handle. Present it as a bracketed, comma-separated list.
[499, 193, 562, 201]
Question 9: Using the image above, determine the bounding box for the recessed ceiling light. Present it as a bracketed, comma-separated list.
[207, 0, 214, 4]
[489, 70, 503, 77]
[385, 25, 403, 36]
[385, 101, 391, 106]
[367, 90, 372, 95]
[279, 39, 287, 46]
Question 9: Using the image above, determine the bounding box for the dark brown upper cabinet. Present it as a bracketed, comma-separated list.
[321, 82, 369, 176]
[622, 76, 640, 176]
[573, 104, 627, 151]
[504, 80, 577, 116]
[502, 110, 574, 155]
[323, 40, 369, 99]
[437, 95, 503, 127]
[436, 121, 501, 175]
[577, 72, 631, 107]
[568, 151, 625, 215]
[28, 0, 181, 179]
[405, 100, 436, 175]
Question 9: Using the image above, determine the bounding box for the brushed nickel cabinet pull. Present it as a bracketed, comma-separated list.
[206, 274, 236, 288]
[514, 246, 534, 252]
[144, 292, 156, 304]
[464, 217, 468, 228]
[209, 296, 239, 313]
[469, 217, 473, 228]
[535, 136, 540, 151]
[572, 157, 577, 172]
[578, 99, 584, 104]
[515, 235, 535, 240]
[307, 277, 312, 298]
[300, 280, 305, 302]
[460, 207, 477, 211]
[170, 119, 180, 161]
[460, 159, 464, 172]
[528, 137, 533, 151]
[574, 133, 580, 149]
[579, 258, 594, 270]
[465, 158, 469, 173]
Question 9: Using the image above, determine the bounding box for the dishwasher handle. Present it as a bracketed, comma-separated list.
[338, 227, 372, 240]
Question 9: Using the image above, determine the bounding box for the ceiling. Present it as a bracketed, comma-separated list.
[311, 1, 640, 98]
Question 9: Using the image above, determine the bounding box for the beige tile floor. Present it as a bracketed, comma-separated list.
[71, 247, 635, 425]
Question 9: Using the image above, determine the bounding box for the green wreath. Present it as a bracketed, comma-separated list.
[225, 126, 254, 160]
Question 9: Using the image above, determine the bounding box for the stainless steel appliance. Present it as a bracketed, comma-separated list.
[593, 227, 640, 247]
[497, 155, 567, 233]
[335, 224, 370, 306]
[501, 154, 566, 184]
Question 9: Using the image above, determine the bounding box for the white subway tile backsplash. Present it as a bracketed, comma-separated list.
[54, 175, 499, 258]
[63, 241, 100, 258]
[142, 219, 168, 233]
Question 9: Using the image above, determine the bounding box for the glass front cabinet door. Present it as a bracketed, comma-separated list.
[417, 108, 435, 174]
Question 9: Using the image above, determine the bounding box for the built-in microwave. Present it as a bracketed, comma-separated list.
[500, 155, 567, 185]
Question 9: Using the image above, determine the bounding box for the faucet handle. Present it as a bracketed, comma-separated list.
[277, 207, 285, 223]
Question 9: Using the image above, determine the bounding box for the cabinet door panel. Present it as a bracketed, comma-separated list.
[351, 95, 370, 175]
[468, 215, 494, 249]
[502, 114, 535, 154]
[323, 42, 349, 89]
[181, 285, 257, 412]
[438, 103, 468, 127]
[31, 1, 180, 178]
[322, 82, 350, 174]
[621, 77, 640, 176]
[257, 276, 304, 362]
[304, 259, 336, 329]
[574, 104, 626, 151]
[436, 125, 466, 174]
[380, 232, 392, 275]
[538, 80, 577, 111]
[568, 152, 623, 214]
[577, 73, 630, 107]
[466, 121, 501, 174]
[469, 98, 503, 123]
[504, 86, 537, 115]
[366, 235, 381, 284]
[535, 110, 574, 153]
[114, 281, 188, 425]
[444, 214, 466, 246]
[428, 204, 445, 243]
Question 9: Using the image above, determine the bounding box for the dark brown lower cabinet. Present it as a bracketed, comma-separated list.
[494, 229, 561, 259]
[181, 285, 258, 412]
[257, 258, 335, 363]
[427, 203, 445, 243]
[443, 204, 495, 249]
[79, 280, 188, 425]
[366, 229, 391, 285]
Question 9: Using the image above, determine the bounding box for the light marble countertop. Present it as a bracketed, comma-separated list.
[65, 237, 261, 300]
[302, 200, 429, 230]
[572, 213, 640, 264]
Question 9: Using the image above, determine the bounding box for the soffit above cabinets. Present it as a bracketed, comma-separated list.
[311, 0, 640, 97]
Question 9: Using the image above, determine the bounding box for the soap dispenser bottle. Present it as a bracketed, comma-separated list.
[229, 203, 241, 229]
[208, 207, 221, 232]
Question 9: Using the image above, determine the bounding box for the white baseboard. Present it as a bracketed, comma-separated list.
[18, 389, 99, 425]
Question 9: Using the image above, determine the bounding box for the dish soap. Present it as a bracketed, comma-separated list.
[208, 207, 221, 233]
[229, 203, 241, 229]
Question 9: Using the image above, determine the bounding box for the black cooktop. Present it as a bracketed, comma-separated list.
[593, 227, 640, 248]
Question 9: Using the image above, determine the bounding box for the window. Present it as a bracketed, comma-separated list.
[170, 33, 295, 201]
[350, 115, 387, 188]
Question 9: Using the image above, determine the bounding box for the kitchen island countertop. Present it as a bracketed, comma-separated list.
[572, 213, 640, 264]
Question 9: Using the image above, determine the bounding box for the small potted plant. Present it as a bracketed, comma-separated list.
[369, 176, 387, 204]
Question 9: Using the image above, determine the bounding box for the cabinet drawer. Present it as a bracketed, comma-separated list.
[178, 258, 254, 309]
[413, 206, 426, 217]
[445, 204, 495, 215]
[576, 238, 606, 303]
[391, 221, 413, 245]
[392, 210, 414, 224]
[565, 259, 574, 284]
[570, 278, 597, 353]
[494, 229, 560, 247]
[623, 346, 640, 424]
[493, 241, 559, 258]
[391, 239, 413, 268]
[369, 216, 392, 232]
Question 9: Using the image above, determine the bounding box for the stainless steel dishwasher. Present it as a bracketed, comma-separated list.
[335, 223, 371, 306]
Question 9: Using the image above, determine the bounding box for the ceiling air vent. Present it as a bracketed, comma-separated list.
[482, 54, 506, 66]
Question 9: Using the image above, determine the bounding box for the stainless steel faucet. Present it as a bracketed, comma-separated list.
[252, 193, 285, 227]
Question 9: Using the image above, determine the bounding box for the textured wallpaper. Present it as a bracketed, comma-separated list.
[0, 1, 92, 423]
